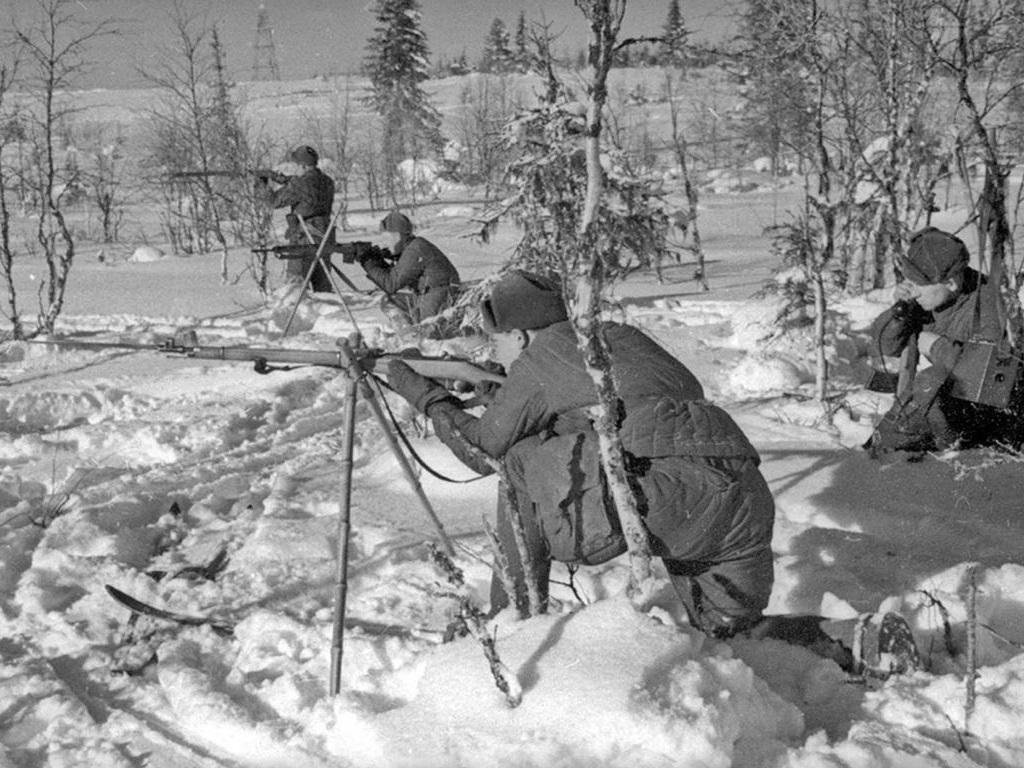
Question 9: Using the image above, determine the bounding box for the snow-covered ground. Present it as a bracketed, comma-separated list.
[3, 197, 1024, 768]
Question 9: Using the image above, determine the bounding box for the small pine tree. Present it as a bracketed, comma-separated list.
[660, 0, 687, 67]
[452, 50, 471, 75]
[363, 0, 442, 169]
[480, 18, 514, 74]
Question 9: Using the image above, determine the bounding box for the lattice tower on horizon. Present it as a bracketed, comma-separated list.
[253, 3, 281, 81]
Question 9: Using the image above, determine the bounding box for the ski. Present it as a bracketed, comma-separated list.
[106, 585, 235, 637]
[105, 585, 444, 641]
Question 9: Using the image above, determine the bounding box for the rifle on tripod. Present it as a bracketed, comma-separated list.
[35, 333, 500, 698]
[33, 334, 505, 387]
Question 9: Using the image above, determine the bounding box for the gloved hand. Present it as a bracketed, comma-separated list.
[386, 359, 458, 415]
[472, 380, 502, 406]
[357, 245, 390, 268]
[471, 360, 505, 405]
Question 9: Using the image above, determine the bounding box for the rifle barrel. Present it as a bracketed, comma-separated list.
[28, 339, 505, 386]
[185, 345, 346, 367]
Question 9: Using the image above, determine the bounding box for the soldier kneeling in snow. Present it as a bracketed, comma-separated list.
[866, 227, 1024, 457]
[355, 211, 461, 339]
[385, 270, 776, 638]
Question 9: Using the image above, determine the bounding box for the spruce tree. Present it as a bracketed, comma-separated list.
[514, 12, 529, 72]
[660, 0, 687, 67]
[480, 18, 514, 74]
[363, 0, 442, 166]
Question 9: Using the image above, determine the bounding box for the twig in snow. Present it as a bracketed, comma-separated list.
[429, 544, 523, 708]
[942, 712, 971, 753]
[965, 564, 979, 731]
[978, 622, 1024, 649]
[550, 563, 588, 605]
[482, 515, 519, 613]
[432, 411, 543, 616]
[919, 589, 957, 658]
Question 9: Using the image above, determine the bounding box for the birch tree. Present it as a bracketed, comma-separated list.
[0, 56, 22, 338]
[931, 0, 1024, 331]
[14, 0, 114, 335]
[568, 0, 658, 605]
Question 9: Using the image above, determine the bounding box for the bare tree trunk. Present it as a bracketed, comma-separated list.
[664, 71, 707, 290]
[570, 0, 656, 606]
[812, 271, 828, 406]
[0, 63, 23, 338]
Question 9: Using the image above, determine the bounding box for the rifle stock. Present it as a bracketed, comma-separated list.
[32, 338, 505, 386]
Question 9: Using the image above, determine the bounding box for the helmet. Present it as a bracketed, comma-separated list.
[290, 145, 319, 166]
[380, 210, 413, 235]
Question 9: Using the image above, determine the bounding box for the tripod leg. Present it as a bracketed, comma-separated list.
[330, 374, 358, 696]
[280, 220, 322, 336]
[282, 210, 344, 336]
[318, 257, 362, 329]
[358, 377, 455, 556]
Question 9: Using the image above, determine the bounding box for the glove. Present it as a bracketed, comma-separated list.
[358, 245, 390, 269]
[472, 380, 502, 406]
[386, 359, 458, 415]
[471, 360, 505, 405]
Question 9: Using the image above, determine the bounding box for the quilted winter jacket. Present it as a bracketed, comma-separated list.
[430, 321, 771, 564]
[363, 236, 460, 296]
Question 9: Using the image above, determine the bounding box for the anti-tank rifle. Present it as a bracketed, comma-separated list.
[33, 334, 505, 388]
[32, 331, 493, 691]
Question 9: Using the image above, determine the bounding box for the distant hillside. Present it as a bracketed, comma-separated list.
[30, 66, 744, 175]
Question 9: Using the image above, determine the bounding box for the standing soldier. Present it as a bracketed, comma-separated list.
[266, 145, 335, 292]
[355, 210, 461, 336]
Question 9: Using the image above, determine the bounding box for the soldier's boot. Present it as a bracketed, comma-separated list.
[852, 611, 921, 677]
[865, 397, 935, 458]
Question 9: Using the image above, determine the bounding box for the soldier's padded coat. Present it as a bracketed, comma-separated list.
[872, 266, 1003, 371]
[362, 235, 460, 320]
[429, 320, 775, 573]
[272, 167, 334, 227]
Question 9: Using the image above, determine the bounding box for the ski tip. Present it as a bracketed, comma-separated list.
[105, 584, 129, 601]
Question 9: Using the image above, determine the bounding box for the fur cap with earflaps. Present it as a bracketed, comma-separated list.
[480, 271, 569, 333]
[290, 145, 319, 166]
[900, 227, 969, 288]
[381, 210, 413, 235]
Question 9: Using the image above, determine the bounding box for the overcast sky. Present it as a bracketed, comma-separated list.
[6, 0, 742, 89]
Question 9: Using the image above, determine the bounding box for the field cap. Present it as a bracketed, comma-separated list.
[480, 270, 568, 333]
[901, 227, 969, 287]
[290, 145, 319, 166]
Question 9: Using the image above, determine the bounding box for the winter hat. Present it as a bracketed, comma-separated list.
[900, 227, 969, 287]
[480, 271, 568, 333]
[381, 210, 413, 235]
[290, 145, 319, 166]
